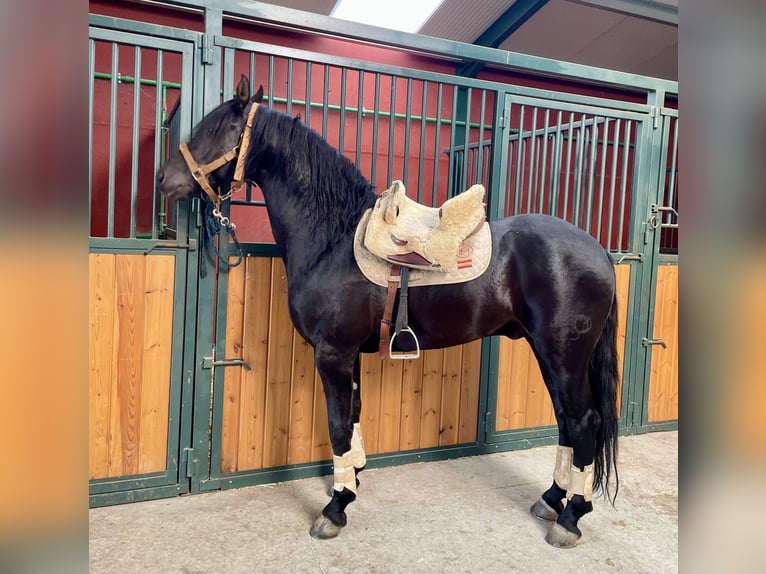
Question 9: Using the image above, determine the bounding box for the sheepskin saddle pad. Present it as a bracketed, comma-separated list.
[354, 180, 492, 287]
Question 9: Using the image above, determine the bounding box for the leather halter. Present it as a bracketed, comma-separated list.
[178, 101, 259, 203]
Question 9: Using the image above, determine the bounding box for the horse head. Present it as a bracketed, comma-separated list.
[158, 75, 263, 201]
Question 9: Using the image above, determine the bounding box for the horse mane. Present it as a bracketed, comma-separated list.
[245, 106, 377, 254]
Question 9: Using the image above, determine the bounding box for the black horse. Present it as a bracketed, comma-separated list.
[158, 77, 619, 548]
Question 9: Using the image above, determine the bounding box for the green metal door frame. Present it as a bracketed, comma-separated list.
[633, 107, 679, 433]
[88, 22, 200, 507]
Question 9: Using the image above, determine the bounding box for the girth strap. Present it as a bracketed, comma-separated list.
[379, 265, 420, 360]
[379, 264, 401, 359]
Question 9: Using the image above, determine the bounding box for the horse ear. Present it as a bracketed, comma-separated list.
[236, 74, 250, 107]
[252, 85, 264, 104]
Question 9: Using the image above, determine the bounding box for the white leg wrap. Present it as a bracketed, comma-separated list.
[566, 463, 594, 502]
[553, 446, 573, 490]
[333, 451, 357, 494]
[350, 423, 366, 469]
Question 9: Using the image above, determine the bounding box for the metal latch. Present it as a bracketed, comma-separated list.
[641, 337, 667, 349]
[201, 356, 252, 370]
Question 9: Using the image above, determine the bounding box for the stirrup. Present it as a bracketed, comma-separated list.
[388, 327, 421, 360]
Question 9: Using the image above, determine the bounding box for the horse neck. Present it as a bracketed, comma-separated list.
[249, 157, 375, 279]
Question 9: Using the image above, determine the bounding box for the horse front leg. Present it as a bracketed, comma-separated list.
[310, 348, 365, 539]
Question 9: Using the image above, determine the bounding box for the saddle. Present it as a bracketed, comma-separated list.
[355, 181, 491, 360]
[363, 181, 487, 272]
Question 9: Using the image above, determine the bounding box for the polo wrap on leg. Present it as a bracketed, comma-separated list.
[566, 463, 594, 502]
[350, 423, 366, 470]
[553, 445, 573, 490]
[333, 451, 357, 494]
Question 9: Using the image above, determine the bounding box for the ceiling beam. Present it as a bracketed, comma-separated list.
[457, 0, 549, 77]
[568, 0, 678, 26]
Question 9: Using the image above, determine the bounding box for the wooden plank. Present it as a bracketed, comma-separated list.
[138, 255, 175, 474]
[220, 259, 246, 473]
[524, 347, 554, 428]
[399, 357, 424, 451]
[506, 340, 531, 430]
[377, 358, 403, 453]
[89, 253, 116, 479]
[648, 265, 678, 422]
[439, 346, 463, 446]
[109, 255, 146, 477]
[419, 349, 444, 448]
[311, 365, 332, 461]
[237, 257, 272, 470]
[458, 340, 482, 443]
[614, 264, 631, 409]
[288, 334, 317, 464]
[494, 338, 514, 431]
[262, 258, 293, 467]
[359, 353, 383, 456]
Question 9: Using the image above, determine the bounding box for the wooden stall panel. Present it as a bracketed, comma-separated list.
[220, 257, 483, 472]
[648, 264, 679, 422]
[494, 264, 630, 432]
[88, 253, 175, 479]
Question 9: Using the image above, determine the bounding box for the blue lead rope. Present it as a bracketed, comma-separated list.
[199, 197, 244, 278]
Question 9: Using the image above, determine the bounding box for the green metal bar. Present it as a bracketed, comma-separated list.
[417, 80, 428, 201]
[286, 58, 293, 116]
[538, 108, 549, 213]
[607, 118, 621, 251]
[403, 78, 412, 189]
[447, 88, 458, 197]
[432, 83, 443, 205]
[93, 71, 183, 89]
[108, 43, 118, 238]
[371, 73, 380, 187]
[563, 111, 574, 222]
[596, 117, 610, 242]
[513, 104, 525, 214]
[461, 87, 472, 193]
[666, 117, 678, 218]
[130, 46, 141, 238]
[550, 110, 563, 217]
[305, 61, 312, 129]
[152, 50, 164, 239]
[572, 113, 586, 225]
[617, 120, 632, 251]
[249, 51, 256, 98]
[585, 120, 599, 233]
[387, 77, 396, 184]
[322, 64, 329, 137]
[89, 39, 95, 232]
[476, 90, 486, 186]
[355, 69, 363, 170]
[526, 105, 538, 212]
[338, 66, 346, 152]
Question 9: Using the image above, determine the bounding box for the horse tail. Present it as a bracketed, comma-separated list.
[589, 287, 620, 505]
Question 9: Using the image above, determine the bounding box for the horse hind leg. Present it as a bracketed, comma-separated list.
[526, 343, 604, 548]
[310, 351, 366, 540]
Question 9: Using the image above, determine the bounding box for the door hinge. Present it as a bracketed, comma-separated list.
[184, 447, 197, 478]
[650, 106, 659, 129]
[200, 34, 214, 65]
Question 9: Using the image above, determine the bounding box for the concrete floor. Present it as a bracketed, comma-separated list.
[89, 431, 677, 574]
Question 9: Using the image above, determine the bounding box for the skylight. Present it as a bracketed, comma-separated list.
[331, 0, 444, 34]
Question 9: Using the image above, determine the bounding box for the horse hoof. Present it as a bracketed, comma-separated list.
[545, 522, 581, 548]
[310, 516, 343, 539]
[530, 498, 559, 522]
